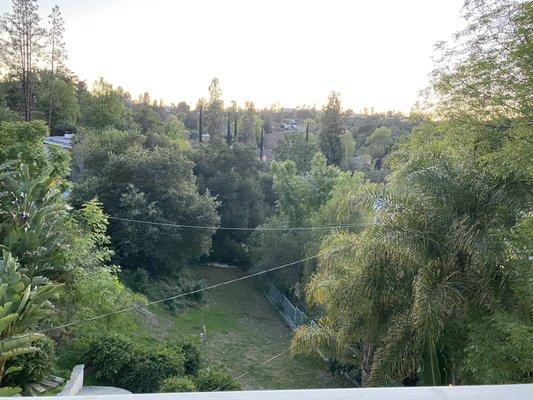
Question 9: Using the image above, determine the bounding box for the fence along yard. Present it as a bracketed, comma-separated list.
[166, 266, 350, 390]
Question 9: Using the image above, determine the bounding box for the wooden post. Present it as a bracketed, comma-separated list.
[306, 122, 309, 141]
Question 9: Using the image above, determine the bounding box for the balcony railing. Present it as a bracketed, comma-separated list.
[27, 384, 533, 400]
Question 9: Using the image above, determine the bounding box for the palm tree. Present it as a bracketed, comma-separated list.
[291, 151, 529, 386]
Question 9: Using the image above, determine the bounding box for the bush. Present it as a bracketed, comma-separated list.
[5, 336, 56, 386]
[173, 341, 200, 375]
[122, 346, 186, 393]
[84, 333, 135, 385]
[208, 237, 252, 267]
[159, 376, 197, 393]
[130, 268, 149, 293]
[195, 369, 241, 392]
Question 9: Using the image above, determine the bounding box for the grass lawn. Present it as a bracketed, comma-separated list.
[155, 266, 350, 390]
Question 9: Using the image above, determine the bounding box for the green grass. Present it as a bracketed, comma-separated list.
[59, 266, 349, 390]
[155, 266, 350, 390]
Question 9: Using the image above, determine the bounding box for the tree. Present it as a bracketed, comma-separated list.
[45, 5, 66, 129]
[205, 78, 224, 138]
[192, 138, 272, 266]
[250, 154, 366, 292]
[71, 129, 219, 275]
[36, 73, 80, 130]
[292, 0, 533, 386]
[273, 131, 319, 173]
[0, 0, 45, 121]
[0, 120, 70, 177]
[132, 93, 162, 134]
[318, 92, 345, 166]
[81, 78, 133, 130]
[238, 101, 257, 145]
[365, 126, 393, 168]
[196, 98, 205, 143]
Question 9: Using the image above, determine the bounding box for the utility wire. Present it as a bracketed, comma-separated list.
[108, 216, 366, 231]
[31, 252, 330, 337]
[213, 348, 289, 392]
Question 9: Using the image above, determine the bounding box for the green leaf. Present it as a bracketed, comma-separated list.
[0, 386, 22, 396]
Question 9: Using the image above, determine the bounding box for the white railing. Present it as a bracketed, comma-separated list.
[26, 384, 533, 400]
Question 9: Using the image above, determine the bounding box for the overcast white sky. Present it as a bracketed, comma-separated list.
[11, 0, 465, 112]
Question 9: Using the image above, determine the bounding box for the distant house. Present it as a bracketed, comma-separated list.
[43, 134, 73, 150]
[280, 119, 303, 131]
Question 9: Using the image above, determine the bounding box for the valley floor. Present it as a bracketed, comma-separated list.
[156, 266, 350, 390]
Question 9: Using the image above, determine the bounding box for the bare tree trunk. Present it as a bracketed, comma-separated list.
[361, 340, 374, 387]
[48, 37, 55, 129]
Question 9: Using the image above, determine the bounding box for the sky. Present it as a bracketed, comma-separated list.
[8, 0, 465, 112]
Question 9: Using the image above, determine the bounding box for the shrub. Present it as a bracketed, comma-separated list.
[5, 336, 56, 386]
[159, 376, 197, 393]
[130, 268, 149, 293]
[84, 332, 135, 385]
[122, 346, 186, 393]
[195, 369, 241, 392]
[173, 341, 200, 375]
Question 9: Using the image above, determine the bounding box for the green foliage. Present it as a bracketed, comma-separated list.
[237, 101, 259, 146]
[192, 137, 272, 266]
[273, 131, 319, 173]
[35, 73, 80, 127]
[84, 334, 202, 393]
[63, 266, 143, 332]
[72, 129, 219, 274]
[178, 341, 201, 375]
[80, 78, 134, 130]
[5, 336, 56, 386]
[365, 126, 393, 165]
[0, 163, 70, 280]
[205, 78, 224, 137]
[123, 346, 186, 393]
[132, 94, 162, 134]
[194, 369, 241, 391]
[159, 376, 197, 393]
[463, 312, 533, 384]
[158, 116, 189, 149]
[318, 92, 345, 166]
[84, 332, 135, 385]
[293, 2, 533, 386]
[0, 121, 70, 177]
[251, 154, 366, 290]
[0, 250, 61, 386]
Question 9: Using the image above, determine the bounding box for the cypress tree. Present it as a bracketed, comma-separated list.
[306, 122, 309, 141]
[260, 125, 264, 160]
[234, 113, 238, 139]
[226, 113, 231, 145]
[198, 104, 203, 143]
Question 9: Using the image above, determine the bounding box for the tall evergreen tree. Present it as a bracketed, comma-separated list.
[318, 91, 345, 166]
[226, 112, 231, 145]
[46, 4, 66, 129]
[196, 98, 205, 143]
[238, 101, 256, 145]
[0, 0, 45, 121]
[205, 78, 224, 137]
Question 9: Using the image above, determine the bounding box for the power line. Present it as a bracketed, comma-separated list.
[213, 348, 289, 392]
[31, 252, 329, 337]
[108, 216, 366, 231]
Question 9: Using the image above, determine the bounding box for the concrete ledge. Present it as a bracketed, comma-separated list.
[25, 384, 533, 400]
[58, 365, 84, 396]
